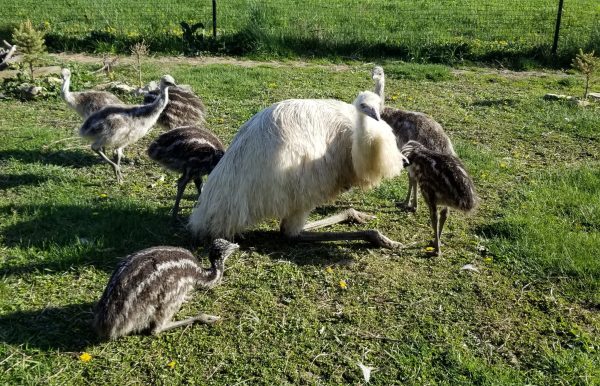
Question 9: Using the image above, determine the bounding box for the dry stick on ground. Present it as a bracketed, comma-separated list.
[0, 40, 17, 70]
[93, 55, 119, 77]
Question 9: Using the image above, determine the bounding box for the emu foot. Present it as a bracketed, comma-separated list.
[343, 208, 376, 224]
[194, 313, 221, 324]
[424, 241, 441, 256]
[395, 201, 416, 212]
[365, 230, 402, 249]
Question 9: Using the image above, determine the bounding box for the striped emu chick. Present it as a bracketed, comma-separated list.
[401, 141, 477, 255]
[61, 68, 123, 119]
[148, 126, 225, 218]
[79, 75, 175, 183]
[144, 78, 206, 130]
[372, 66, 456, 211]
[93, 239, 239, 340]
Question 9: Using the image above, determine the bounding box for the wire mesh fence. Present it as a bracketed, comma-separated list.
[0, 0, 598, 64]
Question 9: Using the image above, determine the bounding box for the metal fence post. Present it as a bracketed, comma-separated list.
[551, 0, 564, 55]
[212, 0, 217, 38]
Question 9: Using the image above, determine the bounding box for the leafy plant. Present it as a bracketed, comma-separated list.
[571, 49, 598, 100]
[180, 21, 205, 54]
[11, 20, 47, 80]
[130, 40, 149, 87]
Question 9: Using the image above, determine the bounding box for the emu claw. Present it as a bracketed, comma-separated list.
[345, 208, 376, 224]
[395, 201, 416, 212]
[367, 230, 402, 249]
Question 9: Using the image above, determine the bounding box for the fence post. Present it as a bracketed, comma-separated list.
[551, 0, 564, 55]
[212, 0, 217, 38]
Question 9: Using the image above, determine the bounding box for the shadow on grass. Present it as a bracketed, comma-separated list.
[0, 148, 100, 168]
[0, 202, 187, 276]
[2, 198, 402, 276]
[0, 173, 54, 189]
[0, 302, 99, 351]
[237, 230, 367, 266]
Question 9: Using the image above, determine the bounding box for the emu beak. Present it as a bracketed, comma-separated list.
[364, 106, 381, 121]
[402, 155, 410, 168]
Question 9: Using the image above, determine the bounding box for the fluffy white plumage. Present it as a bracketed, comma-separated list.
[189, 91, 405, 240]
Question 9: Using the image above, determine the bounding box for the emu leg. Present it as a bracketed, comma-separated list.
[302, 208, 375, 231]
[397, 171, 418, 212]
[397, 177, 413, 210]
[410, 176, 419, 210]
[94, 148, 123, 183]
[193, 177, 203, 195]
[173, 172, 193, 218]
[438, 206, 449, 244]
[428, 203, 441, 255]
[292, 230, 401, 249]
[152, 313, 220, 334]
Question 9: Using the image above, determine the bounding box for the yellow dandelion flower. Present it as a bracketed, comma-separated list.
[339, 279, 348, 289]
[483, 257, 493, 263]
[424, 246, 435, 253]
[79, 352, 92, 362]
[325, 266, 333, 274]
[99, 193, 108, 199]
[391, 95, 399, 101]
[167, 360, 176, 369]
[499, 162, 507, 168]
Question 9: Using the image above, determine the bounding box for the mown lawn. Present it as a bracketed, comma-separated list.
[0, 58, 599, 384]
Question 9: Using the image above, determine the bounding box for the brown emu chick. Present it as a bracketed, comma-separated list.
[61, 68, 123, 119]
[93, 239, 239, 340]
[144, 78, 206, 130]
[148, 125, 225, 218]
[372, 66, 456, 211]
[400, 141, 477, 255]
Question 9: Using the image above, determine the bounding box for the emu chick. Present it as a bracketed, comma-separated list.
[144, 86, 206, 130]
[401, 140, 477, 255]
[372, 65, 455, 211]
[148, 126, 225, 218]
[93, 239, 238, 340]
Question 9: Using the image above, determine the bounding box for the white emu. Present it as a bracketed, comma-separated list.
[79, 75, 175, 183]
[372, 66, 456, 211]
[189, 91, 407, 249]
[61, 68, 122, 119]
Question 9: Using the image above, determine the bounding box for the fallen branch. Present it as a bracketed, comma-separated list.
[0, 40, 17, 70]
[93, 55, 119, 75]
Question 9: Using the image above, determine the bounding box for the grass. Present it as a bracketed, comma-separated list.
[0, 0, 599, 65]
[0, 58, 599, 384]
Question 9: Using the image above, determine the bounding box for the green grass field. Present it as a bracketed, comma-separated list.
[0, 57, 599, 384]
[1, 0, 599, 65]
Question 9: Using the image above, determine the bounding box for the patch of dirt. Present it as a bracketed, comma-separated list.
[451, 67, 569, 79]
[51, 53, 352, 71]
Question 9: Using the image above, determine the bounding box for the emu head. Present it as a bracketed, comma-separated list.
[159, 74, 177, 90]
[371, 66, 384, 81]
[400, 140, 424, 161]
[208, 238, 239, 268]
[353, 91, 382, 121]
[61, 68, 71, 80]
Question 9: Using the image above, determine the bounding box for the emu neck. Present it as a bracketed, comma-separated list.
[131, 87, 169, 127]
[195, 262, 223, 288]
[373, 77, 385, 111]
[61, 76, 76, 107]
